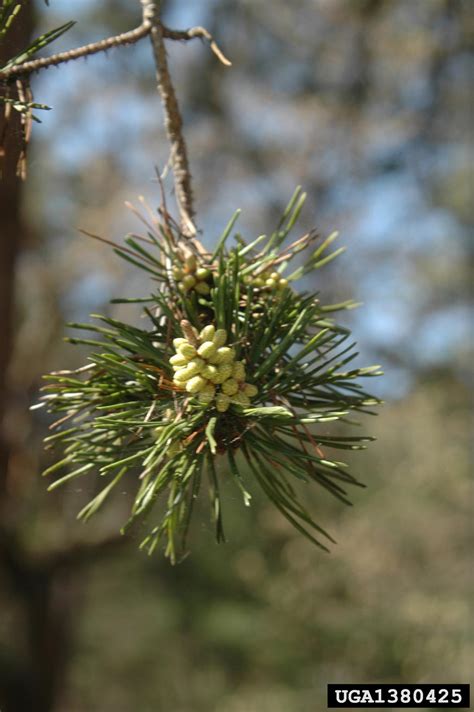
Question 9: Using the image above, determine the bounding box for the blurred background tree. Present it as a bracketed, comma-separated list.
[0, 1, 472, 711]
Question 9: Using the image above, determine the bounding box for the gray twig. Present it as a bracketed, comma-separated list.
[0, 22, 152, 78]
[142, 0, 196, 237]
[0, 20, 230, 80]
[0, 2, 231, 238]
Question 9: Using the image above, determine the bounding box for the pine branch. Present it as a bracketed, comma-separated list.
[0, 15, 230, 80]
[141, 0, 196, 238]
[163, 26, 231, 67]
[6, 3, 381, 561]
[1, 2, 231, 195]
[0, 21, 151, 78]
[37, 192, 383, 562]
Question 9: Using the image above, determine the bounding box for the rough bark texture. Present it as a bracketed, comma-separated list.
[0, 6, 189, 710]
[142, 0, 196, 237]
[0, 6, 74, 711]
[0, 1, 34, 502]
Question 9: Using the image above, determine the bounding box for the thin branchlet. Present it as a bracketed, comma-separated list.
[1, 2, 231, 197]
[142, 0, 196, 238]
[0, 22, 151, 78]
[0, 22, 230, 80]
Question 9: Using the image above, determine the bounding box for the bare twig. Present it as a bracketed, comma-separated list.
[163, 25, 232, 67]
[0, 22, 152, 79]
[15, 79, 33, 179]
[0, 20, 231, 80]
[0, 2, 231, 238]
[142, 0, 196, 237]
[180, 319, 199, 346]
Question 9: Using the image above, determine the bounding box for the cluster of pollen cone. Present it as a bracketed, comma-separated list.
[244, 269, 289, 291]
[172, 254, 212, 295]
[169, 324, 258, 413]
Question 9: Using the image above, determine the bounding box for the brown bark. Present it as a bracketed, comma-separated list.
[0, 6, 75, 712]
[0, 1, 34, 499]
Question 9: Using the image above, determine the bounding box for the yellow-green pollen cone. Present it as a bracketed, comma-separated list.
[167, 439, 183, 457]
[173, 252, 213, 295]
[169, 325, 258, 412]
[244, 269, 289, 292]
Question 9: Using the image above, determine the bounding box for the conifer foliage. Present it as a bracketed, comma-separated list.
[38, 193, 382, 561]
[1, 2, 382, 561]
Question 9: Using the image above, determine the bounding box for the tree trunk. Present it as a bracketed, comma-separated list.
[0, 1, 34, 499]
[0, 5, 75, 712]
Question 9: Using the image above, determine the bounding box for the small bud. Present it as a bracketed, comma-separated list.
[200, 324, 215, 342]
[277, 278, 289, 289]
[172, 266, 183, 280]
[185, 254, 197, 271]
[232, 361, 246, 381]
[196, 267, 211, 281]
[231, 392, 251, 407]
[198, 383, 216, 404]
[212, 329, 227, 348]
[242, 383, 258, 398]
[253, 277, 264, 288]
[214, 346, 235, 365]
[178, 343, 197, 360]
[265, 278, 277, 289]
[186, 358, 205, 376]
[195, 281, 211, 295]
[213, 363, 233, 384]
[182, 274, 196, 290]
[219, 363, 234, 378]
[270, 272, 280, 281]
[167, 440, 182, 457]
[197, 341, 217, 360]
[222, 378, 239, 396]
[202, 382, 216, 396]
[173, 337, 187, 350]
[216, 393, 230, 413]
[186, 375, 207, 394]
[174, 367, 194, 382]
[202, 364, 219, 381]
[169, 354, 188, 369]
[180, 320, 199, 346]
[198, 393, 212, 405]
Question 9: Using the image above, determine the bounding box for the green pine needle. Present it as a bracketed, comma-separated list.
[36, 192, 382, 562]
